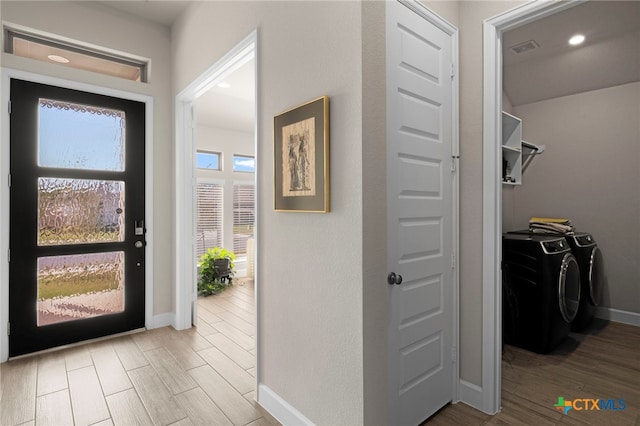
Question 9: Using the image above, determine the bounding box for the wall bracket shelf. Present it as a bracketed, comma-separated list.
[502, 112, 544, 185]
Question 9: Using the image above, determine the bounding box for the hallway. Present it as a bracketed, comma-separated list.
[0, 279, 278, 425]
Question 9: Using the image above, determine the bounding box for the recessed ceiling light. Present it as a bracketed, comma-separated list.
[569, 34, 585, 46]
[47, 54, 70, 63]
[218, 82, 231, 89]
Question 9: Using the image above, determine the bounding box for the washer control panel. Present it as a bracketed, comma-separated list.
[540, 238, 568, 254]
[574, 234, 595, 247]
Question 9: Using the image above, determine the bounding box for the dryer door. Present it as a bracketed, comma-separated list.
[558, 253, 581, 323]
[588, 247, 604, 306]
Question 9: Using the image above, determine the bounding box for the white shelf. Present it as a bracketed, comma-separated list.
[502, 112, 522, 185]
[502, 113, 545, 184]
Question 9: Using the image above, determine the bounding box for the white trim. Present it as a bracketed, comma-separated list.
[148, 312, 176, 329]
[481, 0, 584, 415]
[596, 307, 640, 327]
[174, 94, 194, 332]
[481, 16, 502, 415]
[450, 17, 461, 408]
[232, 178, 255, 185]
[196, 177, 226, 186]
[3, 22, 151, 71]
[174, 29, 257, 330]
[257, 384, 315, 426]
[0, 68, 154, 362]
[459, 380, 485, 412]
[174, 30, 259, 394]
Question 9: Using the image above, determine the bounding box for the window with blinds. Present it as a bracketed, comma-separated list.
[233, 183, 255, 256]
[196, 182, 223, 259]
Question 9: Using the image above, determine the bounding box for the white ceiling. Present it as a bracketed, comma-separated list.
[193, 59, 256, 132]
[503, 1, 640, 106]
[99, 0, 192, 27]
[99, 0, 255, 132]
[98, 1, 640, 120]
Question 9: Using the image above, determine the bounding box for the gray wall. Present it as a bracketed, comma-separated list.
[173, 2, 365, 424]
[453, 0, 526, 387]
[361, 1, 388, 423]
[9, 0, 617, 418]
[505, 82, 640, 314]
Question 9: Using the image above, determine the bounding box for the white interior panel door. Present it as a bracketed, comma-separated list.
[386, 1, 455, 424]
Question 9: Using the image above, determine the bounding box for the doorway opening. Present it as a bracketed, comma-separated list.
[174, 29, 258, 380]
[193, 58, 256, 283]
[483, 0, 593, 415]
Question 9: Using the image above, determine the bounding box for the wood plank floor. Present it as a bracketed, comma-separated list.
[4, 281, 639, 426]
[425, 319, 640, 426]
[0, 279, 280, 426]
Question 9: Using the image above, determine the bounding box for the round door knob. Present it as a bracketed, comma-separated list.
[387, 272, 403, 285]
[135, 241, 143, 248]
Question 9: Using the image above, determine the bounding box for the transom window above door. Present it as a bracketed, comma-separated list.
[4, 27, 149, 82]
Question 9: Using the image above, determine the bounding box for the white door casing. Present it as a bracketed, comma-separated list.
[387, 1, 458, 424]
[481, 0, 582, 414]
[175, 31, 257, 331]
[482, 0, 582, 414]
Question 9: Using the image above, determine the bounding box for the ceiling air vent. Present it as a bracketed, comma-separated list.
[509, 40, 540, 55]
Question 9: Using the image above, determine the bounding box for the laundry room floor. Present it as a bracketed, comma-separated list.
[425, 320, 640, 425]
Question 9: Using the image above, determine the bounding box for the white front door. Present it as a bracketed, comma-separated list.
[386, 1, 456, 424]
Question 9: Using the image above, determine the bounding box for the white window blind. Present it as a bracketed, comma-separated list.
[233, 183, 255, 256]
[196, 182, 223, 259]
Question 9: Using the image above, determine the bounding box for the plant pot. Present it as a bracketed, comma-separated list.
[213, 258, 231, 278]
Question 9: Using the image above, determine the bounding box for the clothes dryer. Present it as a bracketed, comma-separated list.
[508, 231, 604, 331]
[565, 233, 604, 331]
[502, 234, 581, 353]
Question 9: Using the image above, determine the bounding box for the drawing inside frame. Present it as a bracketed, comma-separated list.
[274, 96, 329, 212]
[283, 117, 316, 197]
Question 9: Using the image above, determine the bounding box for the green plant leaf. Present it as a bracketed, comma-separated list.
[198, 246, 236, 296]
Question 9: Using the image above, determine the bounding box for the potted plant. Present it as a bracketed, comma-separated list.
[198, 247, 236, 296]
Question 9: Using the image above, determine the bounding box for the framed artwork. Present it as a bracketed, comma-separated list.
[274, 96, 329, 212]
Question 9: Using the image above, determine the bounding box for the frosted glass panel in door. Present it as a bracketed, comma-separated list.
[37, 252, 125, 326]
[38, 178, 125, 246]
[38, 98, 126, 171]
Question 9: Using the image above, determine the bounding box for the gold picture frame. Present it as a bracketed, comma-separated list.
[274, 96, 329, 212]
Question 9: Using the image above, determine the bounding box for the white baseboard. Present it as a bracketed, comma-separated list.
[459, 379, 485, 412]
[148, 312, 176, 329]
[595, 307, 640, 327]
[257, 383, 314, 426]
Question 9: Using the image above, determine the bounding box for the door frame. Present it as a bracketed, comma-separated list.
[482, 0, 582, 414]
[174, 28, 258, 375]
[0, 68, 154, 362]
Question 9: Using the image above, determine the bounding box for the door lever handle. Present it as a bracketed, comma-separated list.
[387, 272, 403, 285]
